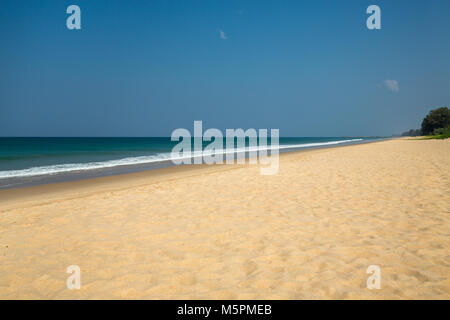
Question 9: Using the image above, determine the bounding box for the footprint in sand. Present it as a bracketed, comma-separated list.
[243, 261, 258, 277]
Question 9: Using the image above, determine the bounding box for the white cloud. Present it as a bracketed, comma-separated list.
[218, 29, 227, 40]
[384, 79, 399, 92]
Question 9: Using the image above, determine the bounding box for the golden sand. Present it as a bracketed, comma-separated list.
[0, 138, 449, 299]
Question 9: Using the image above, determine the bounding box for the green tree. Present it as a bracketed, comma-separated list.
[421, 107, 450, 135]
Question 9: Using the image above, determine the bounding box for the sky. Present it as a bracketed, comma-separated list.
[0, 0, 449, 137]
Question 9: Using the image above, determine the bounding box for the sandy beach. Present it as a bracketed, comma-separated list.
[0, 138, 449, 299]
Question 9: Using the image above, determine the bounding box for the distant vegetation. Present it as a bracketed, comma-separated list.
[401, 107, 450, 139]
[401, 129, 421, 137]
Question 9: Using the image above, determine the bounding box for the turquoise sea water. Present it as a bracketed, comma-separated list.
[0, 137, 380, 188]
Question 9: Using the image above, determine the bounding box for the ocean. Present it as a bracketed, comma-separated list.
[0, 137, 382, 188]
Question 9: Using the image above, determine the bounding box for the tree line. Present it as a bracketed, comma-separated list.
[401, 107, 450, 138]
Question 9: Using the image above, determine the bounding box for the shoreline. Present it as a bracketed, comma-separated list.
[0, 137, 387, 191]
[0, 138, 389, 207]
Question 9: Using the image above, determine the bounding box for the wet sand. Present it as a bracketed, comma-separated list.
[0, 138, 449, 299]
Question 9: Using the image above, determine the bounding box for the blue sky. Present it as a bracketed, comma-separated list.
[1, 0, 449, 136]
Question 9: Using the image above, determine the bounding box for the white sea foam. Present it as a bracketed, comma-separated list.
[0, 139, 363, 179]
